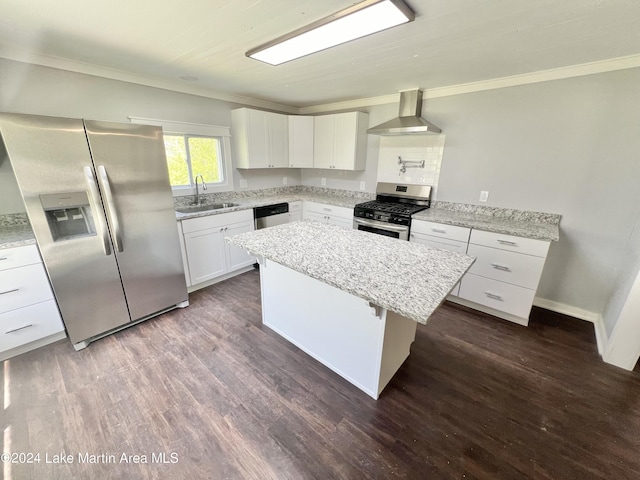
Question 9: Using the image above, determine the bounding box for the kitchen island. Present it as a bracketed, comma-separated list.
[227, 221, 474, 399]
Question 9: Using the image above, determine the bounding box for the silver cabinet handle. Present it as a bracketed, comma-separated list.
[84, 166, 111, 256]
[491, 263, 512, 272]
[497, 239, 518, 246]
[0, 288, 19, 296]
[97, 166, 123, 253]
[5, 324, 33, 334]
[484, 292, 504, 301]
[0, 257, 7, 261]
[432, 228, 446, 234]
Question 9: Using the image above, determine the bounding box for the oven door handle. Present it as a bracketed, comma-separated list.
[353, 217, 409, 232]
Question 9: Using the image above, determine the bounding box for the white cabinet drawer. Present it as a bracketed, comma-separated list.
[0, 245, 41, 271]
[0, 264, 54, 314]
[181, 209, 254, 234]
[410, 232, 468, 253]
[0, 299, 64, 351]
[411, 221, 471, 243]
[458, 273, 536, 319]
[467, 244, 546, 289]
[304, 201, 353, 220]
[288, 201, 302, 212]
[469, 230, 550, 257]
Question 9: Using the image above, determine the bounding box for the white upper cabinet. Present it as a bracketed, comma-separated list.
[232, 108, 289, 169]
[288, 116, 314, 168]
[313, 112, 368, 171]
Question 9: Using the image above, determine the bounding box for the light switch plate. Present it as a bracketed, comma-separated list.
[479, 191, 489, 202]
[282, 176, 288, 186]
[359, 181, 365, 191]
[240, 179, 248, 188]
[321, 178, 326, 187]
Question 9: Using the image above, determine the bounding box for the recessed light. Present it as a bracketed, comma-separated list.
[180, 76, 199, 82]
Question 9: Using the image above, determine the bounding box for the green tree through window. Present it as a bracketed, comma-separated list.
[163, 134, 223, 187]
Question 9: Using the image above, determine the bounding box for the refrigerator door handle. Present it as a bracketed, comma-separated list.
[97, 165, 124, 253]
[84, 166, 111, 256]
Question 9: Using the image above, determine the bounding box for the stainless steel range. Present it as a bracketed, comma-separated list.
[353, 183, 432, 240]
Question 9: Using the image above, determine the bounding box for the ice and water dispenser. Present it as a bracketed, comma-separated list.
[40, 192, 97, 241]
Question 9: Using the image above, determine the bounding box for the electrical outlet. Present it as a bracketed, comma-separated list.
[282, 176, 288, 186]
[479, 190, 489, 202]
[240, 179, 248, 188]
[359, 181, 365, 191]
[321, 177, 326, 187]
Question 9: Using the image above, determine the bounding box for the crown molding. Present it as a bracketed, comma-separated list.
[299, 53, 640, 114]
[0, 47, 299, 114]
[3, 44, 639, 116]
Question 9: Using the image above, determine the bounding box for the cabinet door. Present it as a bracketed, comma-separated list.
[410, 232, 466, 296]
[247, 110, 269, 168]
[288, 116, 314, 168]
[304, 211, 327, 223]
[409, 232, 468, 253]
[333, 113, 357, 170]
[289, 211, 302, 222]
[327, 215, 353, 230]
[224, 221, 256, 271]
[313, 115, 334, 169]
[184, 227, 226, 285]
[269, 113, 289, 168]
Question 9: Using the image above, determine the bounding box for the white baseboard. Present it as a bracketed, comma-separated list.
[533, 297, 608, 355]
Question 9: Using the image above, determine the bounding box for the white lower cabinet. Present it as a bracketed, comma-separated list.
[288, 201, 302, 222]
[457, 230, 551, 325]
[410, 220, 470, 296]
[0, 244, 66, 360]
[303, 201, 353, 229]
[180, 210, 255, 290]
[411, 220, 551, 326]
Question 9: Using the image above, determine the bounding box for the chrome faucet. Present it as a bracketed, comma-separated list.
[193, 174, 207, 205]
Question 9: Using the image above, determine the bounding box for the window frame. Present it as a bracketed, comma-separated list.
[129, 116, 233, 196]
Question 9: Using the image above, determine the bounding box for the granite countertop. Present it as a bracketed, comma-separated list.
[174, 193, 363, 221]
[0, 214, 36, 249]
[414, 202, 561, 242]
[175, 188, 561, 242]
[227, 221, 475, 325]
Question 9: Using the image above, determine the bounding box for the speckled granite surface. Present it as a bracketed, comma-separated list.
[414, 201, 561, 242]
[0, 213, 36, 249]
[227, 221, 475, 325]
[175, 187, 369, 220]
[175, 187, 560, 242]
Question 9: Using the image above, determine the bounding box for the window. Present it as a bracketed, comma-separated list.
[128, 116, 232, 195]
[164, 134, 224, 187]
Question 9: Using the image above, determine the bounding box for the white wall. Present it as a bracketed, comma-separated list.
[0, 58, 301, 205]
[308, 68, 640, 327]
[425, 68, 640, 326]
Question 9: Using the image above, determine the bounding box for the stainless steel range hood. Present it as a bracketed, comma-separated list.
[367, 89, 441, 135]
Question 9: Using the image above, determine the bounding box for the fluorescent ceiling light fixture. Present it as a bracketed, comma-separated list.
[246, 0, 415, 66]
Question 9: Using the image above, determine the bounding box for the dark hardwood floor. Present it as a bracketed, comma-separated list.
[3, 270, 640, 479]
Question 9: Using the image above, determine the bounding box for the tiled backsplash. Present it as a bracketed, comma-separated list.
[376, 135, 446, 197]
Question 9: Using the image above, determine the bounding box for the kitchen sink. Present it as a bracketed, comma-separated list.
[175, 203, 238, 214]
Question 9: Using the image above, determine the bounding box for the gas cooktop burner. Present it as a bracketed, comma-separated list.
[355, 200, 427, 217]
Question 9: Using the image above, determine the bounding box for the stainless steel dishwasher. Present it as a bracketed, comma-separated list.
[254, 202, 290, 230]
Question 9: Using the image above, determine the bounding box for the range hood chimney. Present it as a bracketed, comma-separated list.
[367, 89, 441, 135]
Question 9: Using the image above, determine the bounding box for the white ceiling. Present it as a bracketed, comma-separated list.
[1, 0, 640, 110]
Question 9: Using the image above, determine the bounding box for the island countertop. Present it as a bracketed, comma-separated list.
[227, 221, 475, 325]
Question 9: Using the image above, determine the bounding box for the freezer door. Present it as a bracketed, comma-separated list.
[0, 113, 131, 343]
[84, 120, 188, 321]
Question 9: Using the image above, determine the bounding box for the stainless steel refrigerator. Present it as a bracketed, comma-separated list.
[0, 113, 188, 350]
